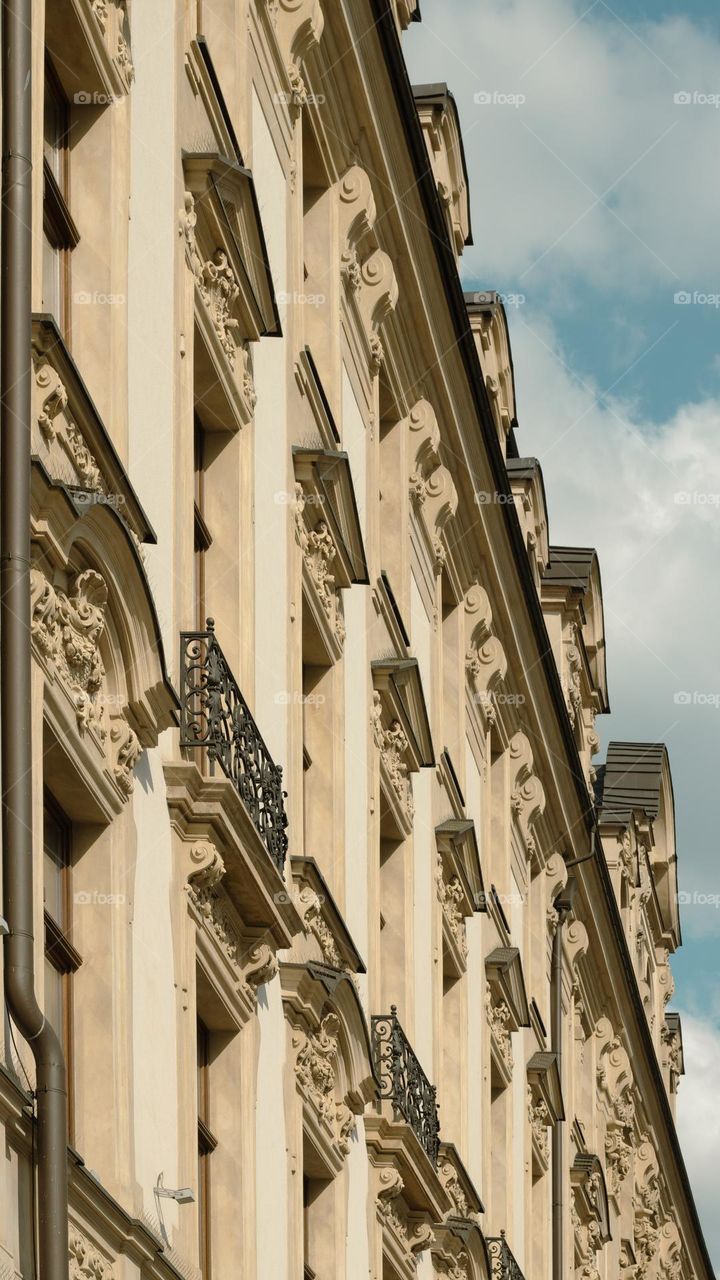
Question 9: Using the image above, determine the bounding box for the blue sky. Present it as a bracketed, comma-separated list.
[406, 0, 720, 1267]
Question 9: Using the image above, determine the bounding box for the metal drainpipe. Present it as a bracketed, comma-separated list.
[551, 876, 576, 1280]
[1, 3, 70, 1279]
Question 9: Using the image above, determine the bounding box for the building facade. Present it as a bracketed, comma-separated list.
[0, 2, 713, 1279]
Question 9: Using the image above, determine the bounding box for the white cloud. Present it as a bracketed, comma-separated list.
[677, 1013, 720, 1271]
[512, 310, 720, 936]
[408, 0, 720, 292]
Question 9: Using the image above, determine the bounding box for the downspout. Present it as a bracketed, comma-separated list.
[551, 876, 576, 1280]
[1, 4, 69, 1279]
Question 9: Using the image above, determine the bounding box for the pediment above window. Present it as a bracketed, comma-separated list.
[46, 0, 133, 102]
[435, 820, 483, 977]
[31, 457, 176, 818]
[291, 855, 366, 974]
[372, 659, 434, 768]
[485, 946, 531, 1032]
[371, 660, 434, 837]
[281, 961, 376, 1174]
[180, 152, 279, 431]
[571, 1152, 612, 1249]
[293, 446, 368, 662]
[527, 1050, 563, 1174]
[32, 317, 154, 545]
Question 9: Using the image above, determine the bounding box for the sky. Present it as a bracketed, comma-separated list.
[405, 0, 720, 1268]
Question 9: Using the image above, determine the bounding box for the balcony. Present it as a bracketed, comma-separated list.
[487, 1234, 526, 1280]
[179, 619, 288, 873]
[372, 1006, 440, 1166]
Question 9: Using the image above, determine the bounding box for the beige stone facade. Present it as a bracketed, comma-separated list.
[0, 2, 713, 1280]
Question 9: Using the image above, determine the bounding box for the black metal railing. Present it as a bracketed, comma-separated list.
[180, 619, 288, 873]
[487, 1234, 526, 1280]
[371, 1006, 440, 1166]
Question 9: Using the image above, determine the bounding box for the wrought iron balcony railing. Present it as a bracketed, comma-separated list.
[180, 619, 288, 874]
[487, 1234, 526, 1280]
[371, 1006, 440, 1166]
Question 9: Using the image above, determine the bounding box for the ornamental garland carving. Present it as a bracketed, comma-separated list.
[485, 982, 513, 1073]
[661, 1023, 682, 1093]
[298, 882, 343, 969]
[190, 882, 243, 967]
[69, 1227, 114, 1280]
[294, 1012, 340, 1123]
[565, 639, 583, 727]
[528, 1086, 551, 1166]
[633, 1138, 662, 1270]
[371, 692, 413, 820]
[437, 1155, 469, 1218]
[377, 1167, 407, 1242]
[110, 719, 141, 795]
[436, 855, 467, 959]
[30, 566, 142, 793]
[294, 491, 345, 645]
[89, 0, 134, 86]
[180, 193, 241, 368]
[34, 363, 105, 492]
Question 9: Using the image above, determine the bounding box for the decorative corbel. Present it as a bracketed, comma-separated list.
[356, 248, 398, 371]
[338, 165, 376, 288]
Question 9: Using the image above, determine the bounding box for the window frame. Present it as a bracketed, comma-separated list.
[43, 791, 82, 1140]
[42, 58, 79, 337]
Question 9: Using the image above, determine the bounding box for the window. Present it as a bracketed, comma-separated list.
[43, 794, 81, 1138]
[42, 60, 79, 335]
[197, 1018, 218, 1278]
[194, 420, 212, 629]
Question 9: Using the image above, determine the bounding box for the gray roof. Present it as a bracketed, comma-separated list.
[545, 546, 597, 592]
[595, 741, 669, 822]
